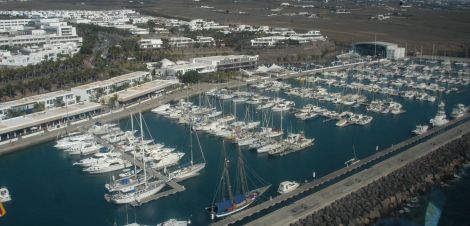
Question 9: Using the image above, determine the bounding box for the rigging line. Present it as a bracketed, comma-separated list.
[141, 113, 157, 146]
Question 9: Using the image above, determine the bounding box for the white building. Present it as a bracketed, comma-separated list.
[162, 62, 217, 76]
[71, 71, 151, 102]
[0, 42, 80, 67]
[162, 55, 258, 76]
[192, 55, 259, 72]
[168, 37, 194, 48]
[0, 19, 32, 32]
[196, 36, 215, 46]
[251, 36, 287, 47]
[139, 39, 163, 49]
[0, 20, 82, 47]
[352, 41, 406, 60]
[130, 27, 149, 35]
[188, 19, 229, 31]
[251, 30, 325, 47]
[0, 90, 75, 120]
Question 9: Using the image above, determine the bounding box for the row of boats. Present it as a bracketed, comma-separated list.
[152, 99, 315, 156]
[412, 102, 468, 135]
[55, 113, 207, 208]
[294, 104, 373, 126]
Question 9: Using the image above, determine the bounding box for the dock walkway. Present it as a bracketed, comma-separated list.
[92, 134, 185, 206]
[211, 114, 470, 226]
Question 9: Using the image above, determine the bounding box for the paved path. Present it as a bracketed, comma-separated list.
[244, 118, 470, 226]
[211, 114, 470, 226]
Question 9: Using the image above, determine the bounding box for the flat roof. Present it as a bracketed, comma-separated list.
[0, 102, 102, 135]
[0, 90, 72, 109]
[192, 55, 258, 62]
[166, 62, 211, 70]
[103, 79, 178, 102]
[353, 41, 399, 47]
[72, 71, 149, 90]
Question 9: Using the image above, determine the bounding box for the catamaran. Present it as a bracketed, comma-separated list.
[208, 143, 270, 220]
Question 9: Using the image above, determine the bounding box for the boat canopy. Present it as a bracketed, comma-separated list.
[234, 194, 246, 204]
[216, 199, 232, 214]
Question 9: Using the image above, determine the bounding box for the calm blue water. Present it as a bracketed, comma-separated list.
[0, 79, 469, 226]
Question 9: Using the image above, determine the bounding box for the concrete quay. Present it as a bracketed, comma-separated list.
[245, 117, 470, 226]
[0, 60, 376, 156]
[210, 114, 470, 226]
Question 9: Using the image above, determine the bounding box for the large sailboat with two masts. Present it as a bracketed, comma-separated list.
[208, 143, 270, 220]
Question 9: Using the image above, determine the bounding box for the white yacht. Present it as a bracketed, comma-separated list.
[105, 179, 166, 204]
[336, 118, 349, 127]
[55, 135, 94, 149]
[150, 152, 185, 170]
[169, 163, 206, 181]
[451, 104, 468, 118]
[105, 173, 154, 193]
[277, 181, 300, 194]
[430, 102, 449, 127]
[257, 142, 282, 153]
[83, 159, 131, 174]
[169, 127, 206, 181]
[0, 187, 11, 202]
[157, 219, 191, 226]
[151, 104, 172, 114]
[412, 125, 429, 135]
[66, 143, 104, 155]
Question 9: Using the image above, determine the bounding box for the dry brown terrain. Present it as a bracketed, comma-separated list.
[2, 0, 470, 56]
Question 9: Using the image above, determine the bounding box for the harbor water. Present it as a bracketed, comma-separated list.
[0, 77, 469, 226]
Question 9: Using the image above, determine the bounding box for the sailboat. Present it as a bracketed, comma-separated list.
[344, 145, 360, 167]
[208, 143, 271, 220]
[104, 112, 166, 205]
[169, 117, 206, 181]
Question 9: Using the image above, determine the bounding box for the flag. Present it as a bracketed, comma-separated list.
[0, 202, 6, 218]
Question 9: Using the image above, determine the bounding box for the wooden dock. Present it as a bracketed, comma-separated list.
[211, 113, 470, 226]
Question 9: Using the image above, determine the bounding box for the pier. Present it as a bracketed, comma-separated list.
[92, 133, 186, 206]
[211, 113, 470, 226]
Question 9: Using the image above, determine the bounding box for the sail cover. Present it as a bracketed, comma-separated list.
[216, 199, 232, 214]
[234, 194, 246, 204]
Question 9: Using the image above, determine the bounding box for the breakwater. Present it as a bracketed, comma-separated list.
[293, 132, 470, 226]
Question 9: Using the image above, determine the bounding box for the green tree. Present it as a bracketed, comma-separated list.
[178, 70, 200, 84]
[33, 102, 45, 112]
[54, 97, 65, 107]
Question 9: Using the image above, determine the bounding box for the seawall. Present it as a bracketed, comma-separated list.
[293, 131, 470, 226]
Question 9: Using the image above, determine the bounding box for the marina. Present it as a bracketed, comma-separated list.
[0, 58, 469, 226]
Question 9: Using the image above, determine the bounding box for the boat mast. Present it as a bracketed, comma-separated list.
[222, 142, 234, 201]
[194, 126, 206, 164]
[190, 116, 194, 166]
[140, 112, 147, 187]
[237, 146, 248, 194]
[131, 113, 137, 174]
